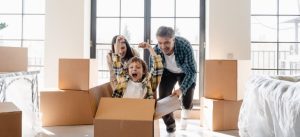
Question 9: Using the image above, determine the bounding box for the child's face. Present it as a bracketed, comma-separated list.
[128, 62, 144, 82]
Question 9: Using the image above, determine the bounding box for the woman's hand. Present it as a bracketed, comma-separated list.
[114, 35, 125, 54]
[116, 35, 125, 44]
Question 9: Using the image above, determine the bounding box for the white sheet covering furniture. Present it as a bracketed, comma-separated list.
[0, 71, 41, 136]
[238, 75, 300, 137]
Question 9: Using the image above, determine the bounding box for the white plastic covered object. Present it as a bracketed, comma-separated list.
[238, 75, 300, 137]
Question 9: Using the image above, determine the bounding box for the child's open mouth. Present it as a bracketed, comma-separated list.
[132, 73, 138, 78]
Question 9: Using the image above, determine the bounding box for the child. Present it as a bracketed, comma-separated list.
[106, 35, 140, 90]
[111, 42, 163, 99]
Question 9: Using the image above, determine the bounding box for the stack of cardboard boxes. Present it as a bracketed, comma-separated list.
[40, 58, 98, 126]
[201, 60, 250, 131]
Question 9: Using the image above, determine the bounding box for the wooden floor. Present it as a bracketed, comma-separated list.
[33, 119, 239, 137]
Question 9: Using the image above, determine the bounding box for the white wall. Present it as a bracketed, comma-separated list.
[206, 0, 251, 60]
[44, 0, 91, 88]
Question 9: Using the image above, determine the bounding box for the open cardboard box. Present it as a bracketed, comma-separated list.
[94, 96, 180, 137]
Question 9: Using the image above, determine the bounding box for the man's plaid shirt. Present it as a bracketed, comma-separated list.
[112, 53, 163, 99]
[150, 36, 197, 95]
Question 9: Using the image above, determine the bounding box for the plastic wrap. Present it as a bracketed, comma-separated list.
[239, 75, 300, 137]
[0, 71, 42, 136]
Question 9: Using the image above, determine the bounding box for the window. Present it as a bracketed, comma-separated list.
[251, 0, 300, 75]
[92, 0, 205, 102]
[0, 0, 45, 71]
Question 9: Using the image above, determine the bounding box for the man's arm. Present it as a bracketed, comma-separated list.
[179, 45, 197, 95]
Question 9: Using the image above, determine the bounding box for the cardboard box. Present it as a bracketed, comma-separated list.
[204, 60, 250, 101]
[0, 47, 27, 72]
[95, 98, 155, 137]
[200, 97, 242, 131]
[59, 58, 98, 91]
[89, 82, 113, 109]
[40, 90, 96, 126]
[0, 102, 22, 137]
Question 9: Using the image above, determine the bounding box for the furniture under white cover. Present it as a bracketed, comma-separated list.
[238, 75, 300, 137]
[0, 71, 41, 136]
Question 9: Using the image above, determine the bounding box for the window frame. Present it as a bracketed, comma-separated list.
[91, 0, 206, 105]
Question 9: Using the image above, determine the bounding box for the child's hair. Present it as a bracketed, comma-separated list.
[127, 57, 148, 74]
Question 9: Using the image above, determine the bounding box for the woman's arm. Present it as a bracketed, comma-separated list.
[106, 53, 117, 90]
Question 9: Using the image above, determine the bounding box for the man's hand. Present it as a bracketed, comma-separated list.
[171, 89, 182, 98]
[138, 41, 151, 49]
[138, 41, 156, 56]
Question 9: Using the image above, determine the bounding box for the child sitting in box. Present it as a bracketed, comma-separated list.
[111, 40, 163, 99]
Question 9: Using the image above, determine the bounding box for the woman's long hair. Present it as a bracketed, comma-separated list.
[111, 35, 135, 61]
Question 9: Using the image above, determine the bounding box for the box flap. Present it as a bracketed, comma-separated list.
[0, 102, 21, 113]
[96, 98, 155, 121]
[154, 96, 181, 120]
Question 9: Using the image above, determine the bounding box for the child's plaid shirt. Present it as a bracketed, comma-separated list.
[111, 54, 163, 99]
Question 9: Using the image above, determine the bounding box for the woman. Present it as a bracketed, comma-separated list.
[106, 35, 139, 90]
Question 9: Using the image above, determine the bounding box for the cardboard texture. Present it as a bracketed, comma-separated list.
[94, 98, 155, 137]
[89, 82, 113, 109]
[0, 46, 27, 72]
[200, 97, 242, 131]
[59, 58, 98, 91]
[0, 102, 22, 137]
[40, 90, 96, 126]
[154, 96, 181, 120]
[204, 60, 251, 101]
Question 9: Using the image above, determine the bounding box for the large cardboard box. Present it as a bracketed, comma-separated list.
[200, 97, 242, 131]
[94, 97, 180, 137]
[40, 90, 96, 126]
[0, 102, 22, 137]
[95, 98, 155, 137]
[59, 58, 98, 91]
[204, 60, 250, 101]
[94, 98, 155, 137]
[0, 47, 27, 72]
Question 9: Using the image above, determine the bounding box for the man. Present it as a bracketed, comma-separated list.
[150, 26, 197, 134]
